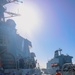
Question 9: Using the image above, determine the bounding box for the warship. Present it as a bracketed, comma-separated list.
[0, 0, 41, 75]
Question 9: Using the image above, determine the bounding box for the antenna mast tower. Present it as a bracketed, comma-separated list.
[0, 0, 23, 22]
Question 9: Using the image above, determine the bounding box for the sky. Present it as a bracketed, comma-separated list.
[5, 0, 75, 68]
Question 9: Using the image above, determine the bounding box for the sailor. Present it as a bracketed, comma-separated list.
[55, 70, 62, 75]
[34, 73, 37, 75]
[26, 72, 29, 75]
[0, 69, 4, 75]
[11, 71, 16, 75]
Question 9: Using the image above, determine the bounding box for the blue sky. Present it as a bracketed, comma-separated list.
[28, 0, 75, 66]
[6, 0, 75, 68]
[30, 0, 75, 68]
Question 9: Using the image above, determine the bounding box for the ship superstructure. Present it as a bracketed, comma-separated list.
[47, 48, 73, 75]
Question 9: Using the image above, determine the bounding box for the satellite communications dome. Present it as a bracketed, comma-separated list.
[6, 19, 16, 28]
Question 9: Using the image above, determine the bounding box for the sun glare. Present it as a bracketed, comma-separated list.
[11, 2, 43, 38]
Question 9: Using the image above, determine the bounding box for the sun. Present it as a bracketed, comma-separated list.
[11, 2, 43, 38]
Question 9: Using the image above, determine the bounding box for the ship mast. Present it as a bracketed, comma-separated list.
[0, 0, 23, 22]
[58, 48, 62, 55]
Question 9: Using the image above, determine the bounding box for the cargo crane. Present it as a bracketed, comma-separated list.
[0, 0, 23, 22]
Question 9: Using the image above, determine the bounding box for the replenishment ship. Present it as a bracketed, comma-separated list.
[46, 48, 75, 75]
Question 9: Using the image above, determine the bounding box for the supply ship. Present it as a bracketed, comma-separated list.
[46, 49, 75, 75]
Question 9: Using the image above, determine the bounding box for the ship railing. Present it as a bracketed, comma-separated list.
[61, 63, 75, 75]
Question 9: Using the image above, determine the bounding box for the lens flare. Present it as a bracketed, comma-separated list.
[12, 2, 43, 38]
